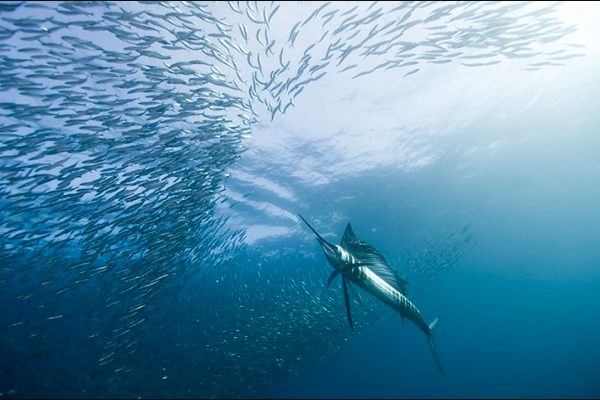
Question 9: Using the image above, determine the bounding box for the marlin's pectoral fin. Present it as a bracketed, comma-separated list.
[327, 270, 340, 287]
[342, 276, 354, 331]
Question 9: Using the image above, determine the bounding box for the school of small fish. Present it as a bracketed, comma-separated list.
[0, 1, 582, 398]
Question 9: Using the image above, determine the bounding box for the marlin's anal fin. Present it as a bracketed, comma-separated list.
[346, 277, 380, 320]
[342, 277, 354, 331]
[327, 270, 340, 287]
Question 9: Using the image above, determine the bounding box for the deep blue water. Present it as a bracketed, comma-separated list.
[1, 1, 599, 399]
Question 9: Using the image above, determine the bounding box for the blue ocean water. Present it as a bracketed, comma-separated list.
[0, 1, 599, 399]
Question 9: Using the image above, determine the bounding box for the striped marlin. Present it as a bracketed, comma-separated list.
[298, 214, 444, 374]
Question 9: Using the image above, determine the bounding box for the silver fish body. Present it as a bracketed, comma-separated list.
[299, 213, 444, 374]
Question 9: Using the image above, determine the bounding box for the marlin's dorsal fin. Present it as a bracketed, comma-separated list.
[340, 223, 358, 249]
[340, 223, 408, 296]
[342, 276, 353, 331]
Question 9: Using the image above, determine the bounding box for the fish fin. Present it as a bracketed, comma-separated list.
[428, 316, 444, 374]
[346, 278, 379, 320]
[340, 223, 408, 295]
[342, 276, 353, 331]
[340, 223, 356, 248]
[327, 270, 340, 287]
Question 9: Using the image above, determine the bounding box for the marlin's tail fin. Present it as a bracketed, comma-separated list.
[428, 316, 444, 374]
